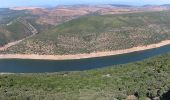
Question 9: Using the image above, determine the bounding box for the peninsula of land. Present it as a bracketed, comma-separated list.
[0, 40, 170, 60]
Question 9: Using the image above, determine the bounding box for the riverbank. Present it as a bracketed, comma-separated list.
[1, 39, 170, 60]
[0, 53, 170, 99]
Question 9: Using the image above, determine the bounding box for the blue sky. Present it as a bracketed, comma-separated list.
[1, 0, 170, 8]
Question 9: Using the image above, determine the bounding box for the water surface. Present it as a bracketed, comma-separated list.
[1, 45, 170, 73]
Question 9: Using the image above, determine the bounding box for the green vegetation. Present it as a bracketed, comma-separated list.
[0, 53, 170, 99]
[0, 21, 32, 46]
[0, 8, 32, 47]
[0, 8, 27, 24]
[3, 11, 170, 55]
[0, 32, 8, 46]
[6, 21, 33, 39]
[0, 8, 54, 47]
[26, 17, 54, 33]
[0, 9, 170, 100]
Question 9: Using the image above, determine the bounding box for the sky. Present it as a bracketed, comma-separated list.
[1, 0, 170, 8]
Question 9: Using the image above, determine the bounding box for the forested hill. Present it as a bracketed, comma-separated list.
[0, 8, 53, 47]
[0, 9, 32, 47]
[3, 11, 170, 55]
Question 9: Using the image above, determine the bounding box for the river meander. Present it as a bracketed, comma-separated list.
[1, 44, 170, 73]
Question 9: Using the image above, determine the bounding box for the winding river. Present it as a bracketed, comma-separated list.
[1, 44, 170, 73]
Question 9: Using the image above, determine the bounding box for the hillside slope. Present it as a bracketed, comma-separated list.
[0, 21, 32, 47]
[0, 8, 32, 47]
[0, 8, 54, 48]
[2, 11, 170, 55]
[0, 52, 170, 99]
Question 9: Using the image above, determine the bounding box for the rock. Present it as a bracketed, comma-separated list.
[127, 95, 138, 100]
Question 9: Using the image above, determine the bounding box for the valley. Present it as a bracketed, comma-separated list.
[1, 4, 170, 100]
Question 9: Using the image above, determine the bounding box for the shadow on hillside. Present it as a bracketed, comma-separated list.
[161, 90, 170, 100]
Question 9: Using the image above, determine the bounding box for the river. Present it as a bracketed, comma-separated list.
[1, 44, 170, 73]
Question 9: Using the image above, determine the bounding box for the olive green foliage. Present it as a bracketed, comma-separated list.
[0, 21, 32, 46]
[6, 21, 32, 39]
[26, 17, 54, 33]
[3, 11, 170, 55]
[0, 32, 8, 46]
[0, 8, 32, 46]
[0, 8, 53, 47]
[0, 53, 170, 100]
[0, 8, 26, 24]
[0, 10, 170, 100]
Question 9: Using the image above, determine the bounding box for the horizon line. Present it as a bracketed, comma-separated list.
[1, 3, 170, 8]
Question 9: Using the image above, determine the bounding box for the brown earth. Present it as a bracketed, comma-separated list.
[16, 5, 170, 26]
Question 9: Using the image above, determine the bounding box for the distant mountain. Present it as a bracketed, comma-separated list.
[142, 5, 154, 7]
[142, 4, 170, 8]
[110, 4, 133, 7]
[161, 4, 170, 7]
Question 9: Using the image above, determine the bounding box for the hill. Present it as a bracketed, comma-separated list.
[1, 5, 168, 44]
[1, 6, 170, 100]
[0, 20, 32, 46]
[2, 11, 170, 55]
[26, 5, 170, 25]
[0, 9, 33, 47]
[0, 8, 54, 47]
